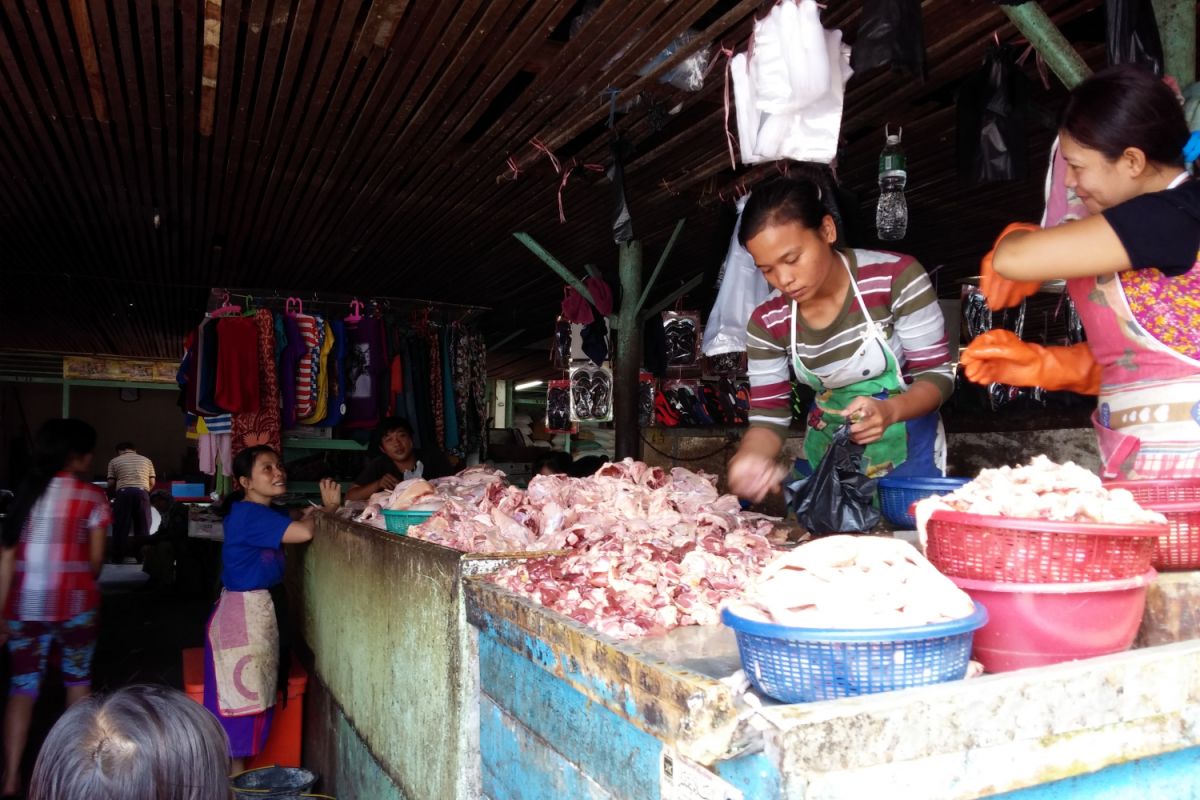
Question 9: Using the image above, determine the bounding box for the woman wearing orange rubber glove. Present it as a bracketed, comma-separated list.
[962, 65, 1200, 479]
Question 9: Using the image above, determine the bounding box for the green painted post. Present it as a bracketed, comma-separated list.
[616, 241, 643, 460]
[1152, 0, 1196, 83]
[1000, 3, 1091, 89]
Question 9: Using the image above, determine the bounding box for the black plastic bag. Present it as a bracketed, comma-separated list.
[608, 137, 634, 244]
[1107, 0, 1163, 75]
[956, 45, 1030, 183]
[849, 0, 925, 77]
[785, 425, 880, 535]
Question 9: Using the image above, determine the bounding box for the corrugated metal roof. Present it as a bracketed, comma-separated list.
[0, 0, 1115, 378]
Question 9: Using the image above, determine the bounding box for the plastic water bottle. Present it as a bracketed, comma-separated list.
[876, 129, 908, 241]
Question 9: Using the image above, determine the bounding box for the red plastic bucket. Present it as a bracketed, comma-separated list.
[950, 570, 1155, 673]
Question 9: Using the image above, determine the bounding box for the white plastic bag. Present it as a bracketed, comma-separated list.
[703, 195, 773, 356]
[733, 0, 851, 165]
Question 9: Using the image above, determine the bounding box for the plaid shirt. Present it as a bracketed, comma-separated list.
[6, 474, 111, 622]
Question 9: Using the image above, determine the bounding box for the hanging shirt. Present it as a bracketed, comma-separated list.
[293, 313, 322, 418]
[279, 314, 306, 429]
[320, 320, 348, 428]
[300, 319, 335, 425]
[344, 316, 387, 429]
[746, 249, 953, 437]
[215, 316, 261, 414]
[196, 317, 227, 415]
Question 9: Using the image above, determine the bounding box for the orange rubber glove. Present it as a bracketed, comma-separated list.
[980, 222, 1042, 311]
[960, 330, 1101, 395]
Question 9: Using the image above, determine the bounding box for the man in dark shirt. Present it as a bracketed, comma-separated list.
[345, 417, 455, 502]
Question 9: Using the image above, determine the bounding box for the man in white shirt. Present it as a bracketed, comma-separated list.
[106, 442, 156, 564]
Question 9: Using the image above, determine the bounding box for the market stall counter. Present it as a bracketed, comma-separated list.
[466, 577, 1200, 800]
[287, 512, 544, 800]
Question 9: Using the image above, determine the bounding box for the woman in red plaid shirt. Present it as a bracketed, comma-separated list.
[0, 419, 109, 798]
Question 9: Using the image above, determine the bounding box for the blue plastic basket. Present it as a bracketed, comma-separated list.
[380, 509, 434, 535]
[721, 602, 988, 703]
[877, 476, 969, 529]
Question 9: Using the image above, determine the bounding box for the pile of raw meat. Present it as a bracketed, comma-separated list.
[468, 460, 782, 639]
[354, 466, 507, 528]
[914, 456, 1166, 529]
[727, 535, 976, 629]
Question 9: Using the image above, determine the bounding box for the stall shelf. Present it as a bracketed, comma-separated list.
[288, 513, 544, 800]
[466, 578, 1200, 800]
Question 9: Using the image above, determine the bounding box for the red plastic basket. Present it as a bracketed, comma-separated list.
[924, 510, 1163, 583]
[1104, 479, 1200, 571]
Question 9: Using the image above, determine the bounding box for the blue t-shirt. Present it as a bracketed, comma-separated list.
[222, 501, 290, 591]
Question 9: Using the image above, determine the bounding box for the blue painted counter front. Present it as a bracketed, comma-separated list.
[467, 580, 1200, 800]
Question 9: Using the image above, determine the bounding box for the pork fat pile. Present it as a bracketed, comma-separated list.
[728, 535, 976, 629]
[914, 456, 1166, 526]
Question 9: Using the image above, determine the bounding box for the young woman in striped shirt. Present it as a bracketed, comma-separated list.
[727, 178, 954, 503]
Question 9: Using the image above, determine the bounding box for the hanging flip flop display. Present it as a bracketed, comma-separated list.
[546, 379, 574, 433]
[639, 371, 656, 428]
[569, 365, 613, 423]
[662, 310, 701, 367]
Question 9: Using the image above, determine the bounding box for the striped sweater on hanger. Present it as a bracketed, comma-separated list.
[293, 313, 321, 418]
[747, 248, 953, 436]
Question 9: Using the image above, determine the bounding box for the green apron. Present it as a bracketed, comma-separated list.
[790, 252, 909, 478]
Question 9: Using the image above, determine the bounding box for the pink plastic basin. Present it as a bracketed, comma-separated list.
[950, 570, 1156, 673]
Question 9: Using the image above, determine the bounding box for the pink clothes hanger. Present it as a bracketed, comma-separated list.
[210, 290, 242, 318]
[286, 297, 303, 317]
[346, 299, 364, 323]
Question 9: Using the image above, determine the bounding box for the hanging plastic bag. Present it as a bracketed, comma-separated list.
[639, 29, 711, 92]
[956, 45, 1030, 183]
[702, 194, 772, 357]
[784, 425, 881, 535]
[732, 1, 852, 165]
[849, 0, 925, 77]
[1107, 0, 1163, 75]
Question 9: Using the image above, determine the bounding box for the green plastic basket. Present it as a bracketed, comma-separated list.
[380, 509, 434, 535]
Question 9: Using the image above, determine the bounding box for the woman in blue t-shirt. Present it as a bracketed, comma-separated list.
[202, 445, 337, 772]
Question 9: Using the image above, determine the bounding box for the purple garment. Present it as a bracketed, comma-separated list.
[203, 610, 274, 758]
[343, 317, 387, 429]
[279, 315, 306, 430]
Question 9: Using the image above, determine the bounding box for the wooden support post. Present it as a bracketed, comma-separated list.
[638, 274, 705, 324]
[1000, 2, 1091, 89]
[635, 219, 686, 316]
[513, 232, 597, 306]
[1152, 0, 1196, 84]
[615, 241, 643, 460]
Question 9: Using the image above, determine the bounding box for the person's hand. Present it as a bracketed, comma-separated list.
[960, 330, 1101, 394]
[728, 451, 787, 504]
[379, 474, 399, 492]
[979, 222, 1042, 311]
[318, 478, 342, 511]
[842, 396, 896, 446]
